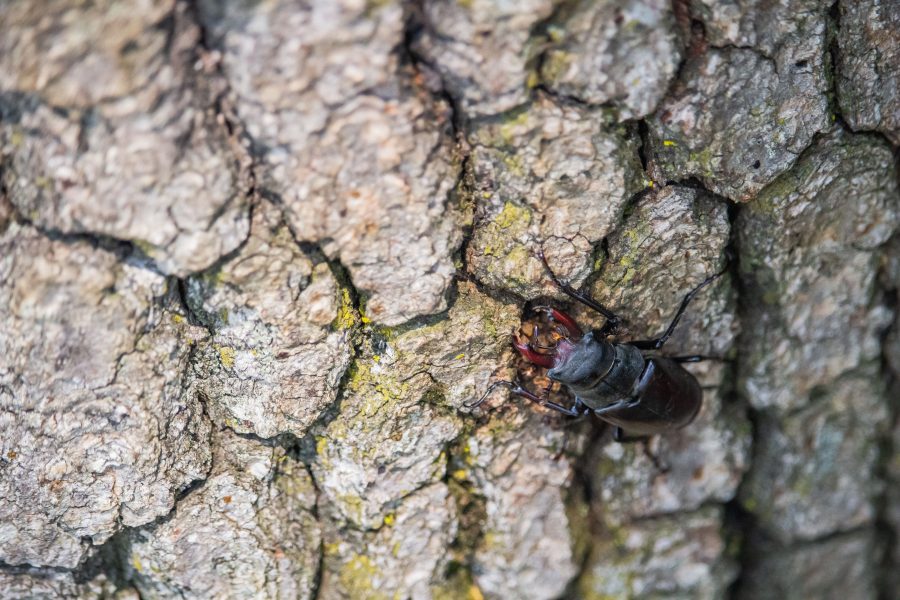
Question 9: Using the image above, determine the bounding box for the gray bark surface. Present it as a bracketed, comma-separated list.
[1, 1, 898, 599]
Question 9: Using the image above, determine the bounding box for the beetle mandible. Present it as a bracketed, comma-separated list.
[468, 251, 726, 442]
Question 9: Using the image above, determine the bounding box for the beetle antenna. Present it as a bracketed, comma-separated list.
[464, 381, 516, 409]
[535, 247, 621, 328]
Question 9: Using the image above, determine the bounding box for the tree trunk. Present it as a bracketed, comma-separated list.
[1, 1, 898, 599]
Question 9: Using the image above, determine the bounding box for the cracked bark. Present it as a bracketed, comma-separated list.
[1, 1, 898, 599]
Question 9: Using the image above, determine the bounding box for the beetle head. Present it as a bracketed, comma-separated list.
[513, 307, 616, 393]
[546, 331, 616, 393]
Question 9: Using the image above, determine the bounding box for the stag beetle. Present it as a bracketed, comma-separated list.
[468, 252, 726, 442]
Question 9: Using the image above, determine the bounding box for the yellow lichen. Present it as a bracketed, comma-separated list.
[217, 345, 236, 369]
[324, 542, 341, 556]
[334, 288, 359, 330]
[500, 153, 525, 176]
[132, 239, 156, 255]
[462, 444, 475, 466]
[541, 50, 571, 82]
[337, 494, 365, 523]
[546, 25, 566, 43]
[338, 555, 386, 599]
[9, 128, 24, 147]
[315, 436, 330, 471]
[499, 110, 529, 135]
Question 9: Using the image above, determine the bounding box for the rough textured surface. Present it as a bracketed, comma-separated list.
[735, 528, 880, 600]
[579, 507, 737, 599]
[128, 430, 321, 599]
[2, 0, 898, 597]
[0, 572, 119, 600]
[737, 130, 897, 413]
[413, 0, 555, 118]
[734, 128, 897, 568]
[739, 367, 887, 543]
[540, 0, 682, 119]
[0, 223, 211, 569]
[692, 0, 827, 58]
[198, 0, 462, 326]
[648, 0, 833, 200]
[465, 412, 578, 600]
[884, 415, 900, 596]
[466, 93, 644, 299]
[646, 44, 830, 201]
[836, 0, 900, 144]
[318, 483, 458, 600]
[0, 1, 251, 276]
[312, 284, 518, 531]
[185, 204, 353, 439]
[588, 185, 735, 355]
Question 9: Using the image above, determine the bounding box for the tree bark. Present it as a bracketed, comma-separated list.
[1, 1, 898, 599]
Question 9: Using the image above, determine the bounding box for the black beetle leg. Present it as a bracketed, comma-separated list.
[642, 443, 670, 473]
[613, 428, 670, 472]
[466, 380, 589, 417]
[573, 397, 589, 414]
[668, 354, 722, 363]
[613, 427, 647, 443]
[670, 354, 706, 363]
[630, 265, 728, 350]
[537, 249, 621, 334]
[522, 389, 589, 418]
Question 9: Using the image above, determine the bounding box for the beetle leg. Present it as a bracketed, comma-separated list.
[669, 354, 733, 363]
[613, 426, 647, 443]
[670, 355, 704, 363]
[613, 428, 669, 471]
[537, 249, 621, 334]
[465, 380, 589, 417]
[507, 382, 587, 417]
[534, 398, 590, 417]
[465, 380, 553, 409]
[630, 265, 728, 350]
[642, 442, 669, 472]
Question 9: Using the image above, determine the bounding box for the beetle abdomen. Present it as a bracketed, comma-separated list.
[592, 357, 702, 436]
